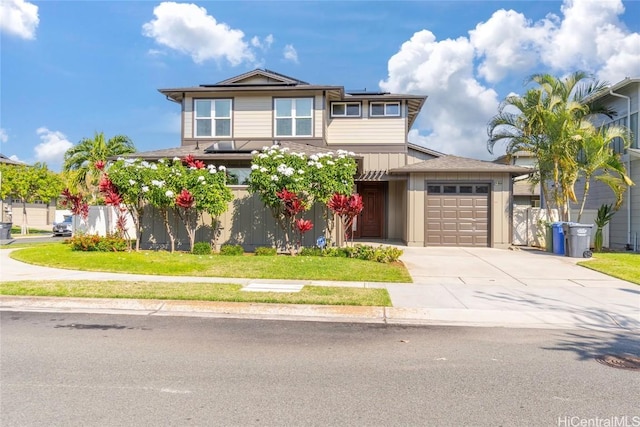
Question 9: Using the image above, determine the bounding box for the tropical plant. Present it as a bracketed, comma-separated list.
[573, 124, 633, 222]
[63, 132, 135, 203]
[327, 193, 364, 246]
[593, 203, 615, 252]
[487, 71, 615, 221]
[0, 163, 65, 234]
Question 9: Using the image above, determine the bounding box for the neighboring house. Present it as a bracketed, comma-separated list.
[494, 151, 539, 207]
[0, 154, 57, 228]
[581, 77, 640, 251]
[131, 69, 527, 250]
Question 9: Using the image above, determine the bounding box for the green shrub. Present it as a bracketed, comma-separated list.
[68, 233, 128, 252]
[192, 242, 212, 255]
[220, 244, 244, 256]
[255, 246, 277, 256]
[299, 247, 323, 257]
[319, 245, 403, 263]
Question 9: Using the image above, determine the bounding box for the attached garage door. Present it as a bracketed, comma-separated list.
[425, 183, 489, 247]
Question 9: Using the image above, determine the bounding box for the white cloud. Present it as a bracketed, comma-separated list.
[33, 127, 73, 169]
[283, 44, 298, 63]
[0, 0, 38, 40]
[9, 155, 23, 163]
[0, 128, 8, 143]
[142, 2, 254, 66]
[380, 0, 639, 160]
[251, 34, 274, 50]
[381, 30, 499, 160]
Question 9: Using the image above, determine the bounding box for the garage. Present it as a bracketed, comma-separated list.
[425, 183, 489, 247]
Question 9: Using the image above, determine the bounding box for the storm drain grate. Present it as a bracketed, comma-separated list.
[595, 354, 640, 371]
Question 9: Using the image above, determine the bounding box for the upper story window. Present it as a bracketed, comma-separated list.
[194, 99, 232, 137]
[331, 102, 361, 117]
[370, 102, 400, 117]
[275, 98, 313, 137]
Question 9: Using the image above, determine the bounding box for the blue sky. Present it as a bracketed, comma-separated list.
[2, 0, 639, 171]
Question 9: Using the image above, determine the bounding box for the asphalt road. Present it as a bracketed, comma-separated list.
[1, 312, 639, 427]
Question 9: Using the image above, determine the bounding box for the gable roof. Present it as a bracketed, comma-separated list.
[583, 77, 640, 104]
[389, 155, 531, 175]
[214, 69, 309, 86]
[408, 143, 444, 158]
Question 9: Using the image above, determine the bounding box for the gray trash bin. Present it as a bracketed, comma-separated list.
[562, 223, 593, 258]
[0, 222, 12, 240]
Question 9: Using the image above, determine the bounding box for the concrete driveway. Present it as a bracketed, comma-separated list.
[387, 246, 640, 330]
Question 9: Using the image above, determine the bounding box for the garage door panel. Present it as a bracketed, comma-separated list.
[425, 188, 489, 247]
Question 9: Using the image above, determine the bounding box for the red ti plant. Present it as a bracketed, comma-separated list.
[174, 189, 199, 252]
[327, 193, 364, 246]
[295, 218, 313, 251]
[275, 188, 308, 254]
[183, 154, 205, 169]
[60, 188, 89, 220]
[97, 175, 129, 241]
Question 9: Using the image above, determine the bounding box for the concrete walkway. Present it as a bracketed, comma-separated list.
[1, 246, 638, 331]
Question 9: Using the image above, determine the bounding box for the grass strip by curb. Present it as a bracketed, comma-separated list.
[0, 281, 392, 307]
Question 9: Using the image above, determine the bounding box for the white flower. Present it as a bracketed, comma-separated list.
[270, 175, 279, 181]
[251, 164, 259, 170]
[337, 150, 347, 155]
[201, 181, 206, 185]
[151, 180, 164, 187]
[218, 165, 226, 171]
[262, 146, 271, 151]
[327, 160, 335, 165]
[348, 151, 355, 156]
[310, 154, 319, 161]
[207, 164, 217, 172]
[158, 158, 165, 164]
[198, 176, 205, 182]
[173, 157, 180, 162]
[150, 164, 158, 170]
[308, 161, 315, 166]
[142, 186, 149, 193]
[298, 169, 305, 174]
[316, 163, 323, 169]
[258, 153, 268, 159]
[129, 179, 136, 185]
[141, 161, 149, 168]
[280, 147, 289, 152]
[260, 167, 267, 173]
[165, 190, 174, 198]
[251, 150, 258, 155]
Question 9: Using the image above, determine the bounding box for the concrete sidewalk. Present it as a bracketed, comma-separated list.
[1, 246, 639, 331]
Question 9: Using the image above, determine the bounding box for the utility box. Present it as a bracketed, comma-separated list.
[0, 222, 12, 240]
[562, 223, 593, 258]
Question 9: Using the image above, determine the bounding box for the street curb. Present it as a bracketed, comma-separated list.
[2, 296, 638, 331]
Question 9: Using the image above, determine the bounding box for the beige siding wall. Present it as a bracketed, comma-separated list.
[327, 118, 406, 145]
[387, 180, 406, 240]
[141, 188, 334, 251]
[3, 201, 56, 227]
[234, 96, 272, 138]
[407, 149, 437, 164]
[362, 153, 406, 171]
[184, 97, 193, 138]
[404, 172, 512, 248]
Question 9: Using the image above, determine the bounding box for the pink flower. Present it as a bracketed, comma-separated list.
[295, 219, 313, 234]
[176, 189, 195, 208]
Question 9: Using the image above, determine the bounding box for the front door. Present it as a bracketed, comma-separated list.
[356, 183, 385, 238]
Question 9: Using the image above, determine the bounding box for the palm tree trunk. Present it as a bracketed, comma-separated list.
[576, 176, 591, 223]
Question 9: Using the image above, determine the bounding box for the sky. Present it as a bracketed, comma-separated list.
[1, 0, 639, 171]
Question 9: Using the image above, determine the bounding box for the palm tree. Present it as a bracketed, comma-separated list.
[63, 132, 135, 202]
[487, 71, 614, 221]
[573, 123, 633, 222]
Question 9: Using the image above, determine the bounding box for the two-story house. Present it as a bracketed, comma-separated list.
[131, 69, 526, 250]
[582, 77, 640, 251]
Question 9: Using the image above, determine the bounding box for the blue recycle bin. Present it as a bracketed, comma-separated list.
[552, 222, 565, 255]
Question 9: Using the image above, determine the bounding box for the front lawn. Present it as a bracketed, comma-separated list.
[579, 252, 640, 285]
[8, 243, 412, 283]
[0, 280, 391, 306]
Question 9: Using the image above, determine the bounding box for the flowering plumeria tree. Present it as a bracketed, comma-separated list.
[248, 145, 357, 251]
[103, 158, 152, 251]
[328, 193, 364, 246]
[101, 156, 232, 252]
[176, 155, 233, 252]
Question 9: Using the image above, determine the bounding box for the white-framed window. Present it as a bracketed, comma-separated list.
[331, 102, 361, 117]
[369, 101, 400, 117]
[194, 99, 232, 137]
[274, 98, 313, 137]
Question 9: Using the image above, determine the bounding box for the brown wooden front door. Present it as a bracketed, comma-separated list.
[356, 183, 385, 238]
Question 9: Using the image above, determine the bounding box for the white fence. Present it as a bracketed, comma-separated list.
[512, 207, 608, 248]
[65, 206, 137, 239]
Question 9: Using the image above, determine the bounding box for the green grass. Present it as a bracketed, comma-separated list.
[8, 243, 412, 283]
[9, 226, 51, 235]
[579, 252, 640, 285]
[0, 281, 391, 306]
